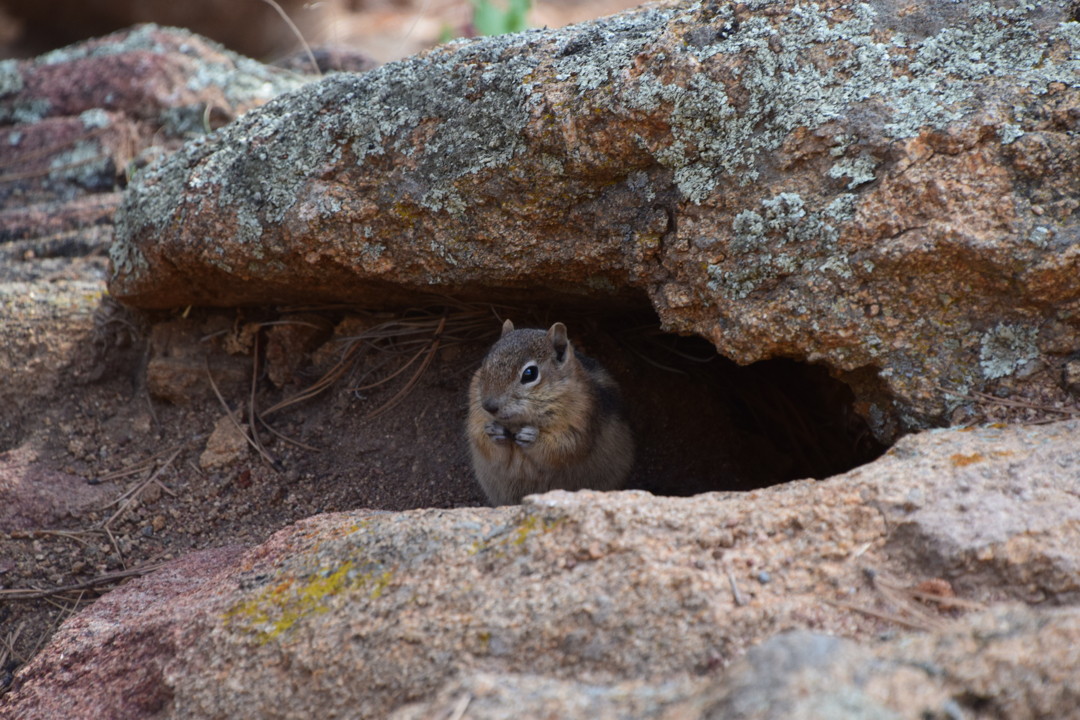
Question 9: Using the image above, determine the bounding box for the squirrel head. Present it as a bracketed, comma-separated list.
[473, 320, 578, 428]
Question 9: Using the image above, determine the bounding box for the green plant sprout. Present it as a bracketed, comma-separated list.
[471, 0, 531, 36]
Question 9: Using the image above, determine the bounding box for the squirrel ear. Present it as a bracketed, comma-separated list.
[501, 319, 515, 337]
[548, 322, 569, 363]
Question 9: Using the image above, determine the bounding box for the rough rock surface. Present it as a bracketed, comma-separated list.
[0, 24, 306, 130]
[6, 419, 1080, 718]
[145, 319, 253, 406]
[108, 1, 1080, 439]
[0, 24, 309, 248]
[397, 609, 1080, 719]
[1, 547, 247, 719]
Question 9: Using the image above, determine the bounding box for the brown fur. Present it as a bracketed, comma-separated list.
[467, 320, 634, 506]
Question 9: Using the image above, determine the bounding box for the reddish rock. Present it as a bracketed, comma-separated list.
[0, 24, 307, 131]
[264, 313, 334, 388]
[199, 410, 250, 470]
[0, 192, 122, 242]
[2, 547, 245, 719]
[273, 45, 378, 75]
[0, 113, 143, 209]
[0, 25, 308, 244]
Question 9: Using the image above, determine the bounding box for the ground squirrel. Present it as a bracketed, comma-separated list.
[467, 320, 634, 506]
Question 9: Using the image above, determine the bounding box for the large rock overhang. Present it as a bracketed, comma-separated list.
[109, 0, 1080, 441]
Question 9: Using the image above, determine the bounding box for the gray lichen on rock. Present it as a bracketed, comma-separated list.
[38, 23, 304, 108]
[979, 323, 1039, 380]
[761, 193, 810, 244]
[997, 123, 1024, 145]
[1027, 226, 1052, 248]
[78, 108, 112, 130]
[823, 194, 857, 222]
[49, 140, 113, 189]
[115, 1, 1080, 253]
[158, 104, 213, 137]
[551, 13, 665, 92]
[113, 136, 220, 274]
[730, 210, 766, 255]
[622, 2, 1080, 203]
[712, 191, 846, 298]
[0, 59, 23, 98]
[828, 156, 878, 189]
[0, 98, 50, 125]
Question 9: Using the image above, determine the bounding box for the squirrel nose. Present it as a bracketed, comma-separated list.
[481, 398, 500, 415]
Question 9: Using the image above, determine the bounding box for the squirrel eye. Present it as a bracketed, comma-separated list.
[520, 364, 539, 384]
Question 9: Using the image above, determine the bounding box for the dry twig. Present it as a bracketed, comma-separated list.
[248, 332, 273, 463]
[823, 570, 984, 632]
[0, 126, 111, 171]
[936, 385, 1080, 418]
[94, 439, 198, 484]
[0, 620, 26, 666]
[0, 563, 168, 602]
[205, 357, 279, 467]
[101, 447, 183, 528]
[262, 305, 500, 420]
[873, 575, 987, 612]
[7, 529, 101, 547]
[822, 598, 940, 631]
[260, 0, 322, 78]
[727, 571, 747, 607]
[364, 312, 448, 419]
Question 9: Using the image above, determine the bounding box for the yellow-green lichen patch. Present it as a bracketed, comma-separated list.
[513, 515, 540, 546]
[464, 514, 566, 560]
[223, 560, 394, 644]
[369, 569, 393, 600]
[503, 514, 565, 549]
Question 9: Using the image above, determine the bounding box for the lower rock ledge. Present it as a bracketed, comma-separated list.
[4, 419, 1079, 719]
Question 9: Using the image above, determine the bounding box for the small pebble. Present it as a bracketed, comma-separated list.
[141, 483, 162, 504]
[141, 525, 155, 538]
[757, 571, 771, 584]
[152, 515, 167, 532]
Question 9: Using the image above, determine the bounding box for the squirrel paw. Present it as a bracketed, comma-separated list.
[514, 426, 538, 448]
[484, 421, 513, 445]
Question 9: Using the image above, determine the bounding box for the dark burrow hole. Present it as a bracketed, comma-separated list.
[564, 310, 888, 495]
